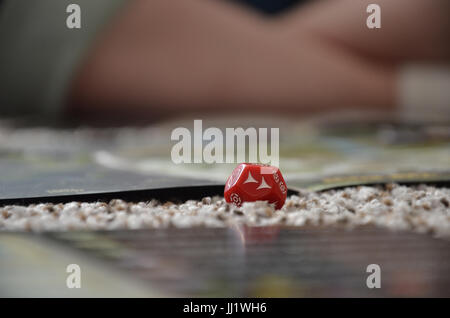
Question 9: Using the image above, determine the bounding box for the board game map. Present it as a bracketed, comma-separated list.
[1, 226, 449, 297]
[0, 116, 449, 202]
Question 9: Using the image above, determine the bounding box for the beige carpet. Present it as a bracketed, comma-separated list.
[1, 184, 449, 238]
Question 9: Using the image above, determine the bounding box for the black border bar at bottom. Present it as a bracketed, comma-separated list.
[0, 298, 445, 316]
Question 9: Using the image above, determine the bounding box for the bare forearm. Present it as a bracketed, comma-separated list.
[281, 0, 450, 62]
[69, 0, 395, 121]
[69, 0, 269, 118]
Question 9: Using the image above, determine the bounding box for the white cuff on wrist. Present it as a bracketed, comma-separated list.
[397, 64, 450, 123]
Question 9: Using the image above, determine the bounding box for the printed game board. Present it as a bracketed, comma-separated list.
[0, 116, 449, 202]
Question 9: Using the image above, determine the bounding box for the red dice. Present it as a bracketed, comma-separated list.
[224, 163, 287, 210]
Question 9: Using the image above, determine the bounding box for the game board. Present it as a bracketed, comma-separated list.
[0, 115, 449, 203]
[1, 226, 449, 297]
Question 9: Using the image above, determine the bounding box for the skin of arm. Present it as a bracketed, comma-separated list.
[68, 0, 396, 122]
[280, 0, 450, 62]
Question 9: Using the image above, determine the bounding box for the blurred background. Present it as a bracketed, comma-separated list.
[0, 0, 448, 125]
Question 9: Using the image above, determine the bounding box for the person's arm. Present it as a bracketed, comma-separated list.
[279, 0, 450, 122]
[280, 0, 450, 62]
[68, 0, 394, 122]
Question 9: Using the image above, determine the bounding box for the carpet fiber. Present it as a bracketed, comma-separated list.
[1, 184, 449, 238]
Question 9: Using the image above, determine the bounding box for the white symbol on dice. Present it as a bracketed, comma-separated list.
[273, 172, 279, 183]
[256, 177, 271, 190]
[244, 171, 258, 184]
[230, 193, 242, 205]
[279, 182, 287, 194]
